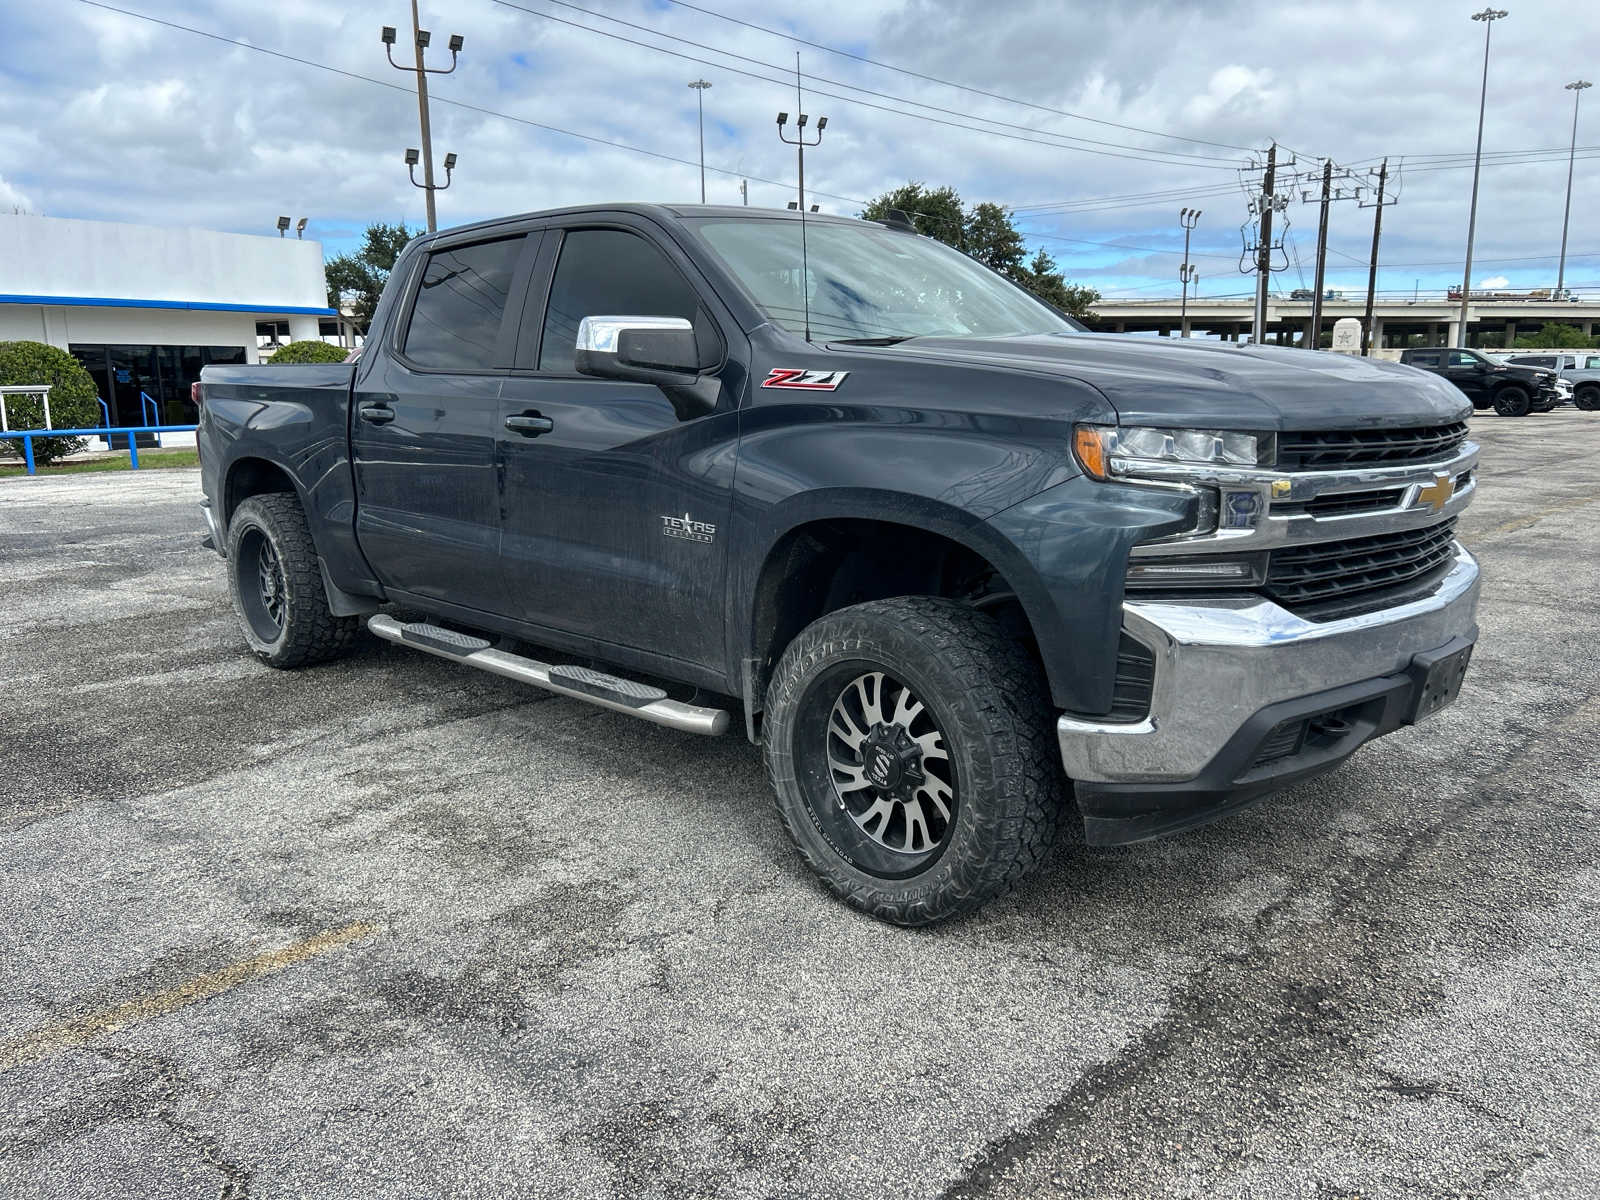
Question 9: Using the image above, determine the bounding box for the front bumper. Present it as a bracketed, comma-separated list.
[1058, 546, 1480, 844]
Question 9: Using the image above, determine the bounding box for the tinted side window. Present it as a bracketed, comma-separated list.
[1447, 351, 1479, 367]
[539, 230, 701, 372]
[1408, 351, 1441, 367]
[403, 237, 524, 369]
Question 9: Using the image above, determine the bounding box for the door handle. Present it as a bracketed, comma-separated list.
[504, 413, 555, 437]
[358, 403, 395, 425]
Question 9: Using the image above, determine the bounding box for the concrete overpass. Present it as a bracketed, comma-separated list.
[1089, 296, 1597, 349]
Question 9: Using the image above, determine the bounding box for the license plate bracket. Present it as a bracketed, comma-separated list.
[1406, 638, 1474, 724]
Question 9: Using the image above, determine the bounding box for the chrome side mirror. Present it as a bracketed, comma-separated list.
[575, 316, 702, 380]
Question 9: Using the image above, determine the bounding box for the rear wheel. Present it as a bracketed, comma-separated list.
[227, 493, 360, 668]
[763, 597, 1062, 926]
[1493, 385, 1531, 417]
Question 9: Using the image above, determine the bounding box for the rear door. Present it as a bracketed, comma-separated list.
[350, 231, 537, 612]
[494, 221, 742, 673]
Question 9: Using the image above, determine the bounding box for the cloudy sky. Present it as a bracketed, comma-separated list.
[3, 0, 1598, 301]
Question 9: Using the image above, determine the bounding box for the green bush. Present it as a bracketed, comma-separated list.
[0, 341, 100, 466]
[270, 340, 348, 364]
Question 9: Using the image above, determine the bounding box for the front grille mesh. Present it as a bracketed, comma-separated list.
[1265, 517, 1459, 610]
[1276, 422, 1468, 470]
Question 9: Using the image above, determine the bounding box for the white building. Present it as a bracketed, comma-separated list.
[0, 213, 337, 432]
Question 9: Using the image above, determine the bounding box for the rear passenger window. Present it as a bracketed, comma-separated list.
[403, 236, 524, 369]
[1409, 351, 1440, 367]
[538, 230, 701, 372]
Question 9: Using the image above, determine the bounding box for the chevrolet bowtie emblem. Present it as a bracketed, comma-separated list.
[1415, 472, 1455, 513]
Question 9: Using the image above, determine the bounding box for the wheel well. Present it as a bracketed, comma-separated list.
[748, 519, 1040, 708]
[224, 458, 298, 526]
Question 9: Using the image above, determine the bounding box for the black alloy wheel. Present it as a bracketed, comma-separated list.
[763, 596, 1062, 925]
[1493, 385, 1531, 417]
[237, 527, 287, 642]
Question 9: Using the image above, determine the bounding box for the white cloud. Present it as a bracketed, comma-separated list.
[0, 0, 1595, 299]
[1478, 276, 1510, 289]
[0, 174, 32, 214]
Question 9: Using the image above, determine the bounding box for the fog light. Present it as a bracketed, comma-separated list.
[1125, 554, 1267, 587]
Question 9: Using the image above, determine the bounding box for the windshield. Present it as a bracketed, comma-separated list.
[688, 217, 1083, 342]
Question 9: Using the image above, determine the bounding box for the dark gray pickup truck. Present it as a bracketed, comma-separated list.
[198, 204, 1481, 925]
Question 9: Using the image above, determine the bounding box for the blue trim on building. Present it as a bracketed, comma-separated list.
[0, 294, 337, 316]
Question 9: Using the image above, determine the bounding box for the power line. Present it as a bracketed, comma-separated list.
[652, 0, 1262, 154]
[488, 0, 1247, 170]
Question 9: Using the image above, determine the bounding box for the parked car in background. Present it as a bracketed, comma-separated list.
[1398, 347, 1562, 416]
[1504, 352, 1600, 410]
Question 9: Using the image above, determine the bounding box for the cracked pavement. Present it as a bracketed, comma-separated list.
[1, 411, 1597, 1199]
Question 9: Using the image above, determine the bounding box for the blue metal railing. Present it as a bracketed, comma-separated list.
[139, 391, 163, 447]
[96, 396, 111, 432]
[1, 424, 197, 476]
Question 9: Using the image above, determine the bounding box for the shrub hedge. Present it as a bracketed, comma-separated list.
[270, 340, 349, 364]
[0, 341, 101, 465]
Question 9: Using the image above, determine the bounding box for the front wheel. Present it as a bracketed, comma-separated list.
[1575, 385, 1600, 411]
[1493, 386, 1531, 417]
[226, 493, 360, 668]
[763, 597, 1062, 925]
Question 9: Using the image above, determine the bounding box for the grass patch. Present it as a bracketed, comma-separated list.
[0, 447, 199, 478]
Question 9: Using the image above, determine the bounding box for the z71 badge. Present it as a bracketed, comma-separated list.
[761, 368, 849, 391]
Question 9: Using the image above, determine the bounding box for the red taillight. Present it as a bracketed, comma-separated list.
[191, 381, 203, 407]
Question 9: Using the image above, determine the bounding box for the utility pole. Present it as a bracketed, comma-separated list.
[688, 79, 712, 203]
[384, 3, 462, 234]
[1179, 208, 1201, 338]
[1252, 143, 1277, 345]
[1458, 7, 1508, 346]
[1362, 159, 1389, 357]
[1309, 159, 1333, 350]
[1558, 79, 1592, 296]
[776, 56, 826, 212]
[739, 179, 748, 206]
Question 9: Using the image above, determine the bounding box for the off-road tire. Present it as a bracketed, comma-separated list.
[1493, 385, 1532, 417]
[226, 493, 360, 669]
[763, 596, 1062, 926]
[1575, 384, 1600, 411]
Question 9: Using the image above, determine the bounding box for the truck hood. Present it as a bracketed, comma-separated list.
[874, 332, 1472, 430]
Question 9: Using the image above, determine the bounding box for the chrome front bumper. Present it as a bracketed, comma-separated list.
[1057, 545, 1481, 786]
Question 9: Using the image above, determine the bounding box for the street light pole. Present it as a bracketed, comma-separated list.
[384, 4, 463, 233]
[688, 79, 712, 203]
[1178, 208, 1200, 338]
[1457, 7, 1508, 347]
[1558, 79, 1591, 297]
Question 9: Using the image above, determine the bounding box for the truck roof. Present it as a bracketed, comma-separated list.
[412, 203, 877, 246]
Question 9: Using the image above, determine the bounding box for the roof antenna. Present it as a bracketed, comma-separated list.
[777, 53, 827, 344]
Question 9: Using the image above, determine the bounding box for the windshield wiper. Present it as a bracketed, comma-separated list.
[829, 335, 917, 346]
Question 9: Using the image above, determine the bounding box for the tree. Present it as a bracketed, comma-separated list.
[270, 340, 349, 363]
[325, 221, 422, 333]
[0, 341, 100, 465]
[860, 182, 1099, 321]
[1512, 322, 1598, 349]
[1018, 249, 1100, 321]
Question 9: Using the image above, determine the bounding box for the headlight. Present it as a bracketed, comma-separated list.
[1073, 424, 1261, 480]
[1125, 552, 1268, 588]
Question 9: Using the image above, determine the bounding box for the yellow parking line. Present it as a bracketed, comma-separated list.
[1481, 495, 1600, 538]
[0, 920, 378, 1073]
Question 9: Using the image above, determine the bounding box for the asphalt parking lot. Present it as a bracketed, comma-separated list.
[2, 411, 1597, 1200]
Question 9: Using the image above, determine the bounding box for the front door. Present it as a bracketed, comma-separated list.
[1444, 350, 1485, 401]
[496, 225, 740, 672]
[350, 232, 533, 614]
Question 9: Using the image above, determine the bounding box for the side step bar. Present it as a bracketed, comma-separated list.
[367, 614, 730, 736]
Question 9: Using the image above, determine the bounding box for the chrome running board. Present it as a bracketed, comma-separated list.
[367, 614, 730, 736]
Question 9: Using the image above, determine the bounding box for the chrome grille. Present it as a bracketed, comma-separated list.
[1265, 517, 1459, 611]
[1276, 422, 1469, 470]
